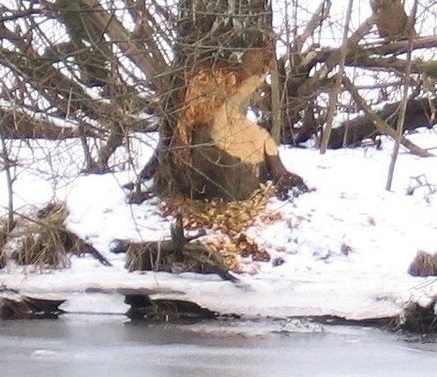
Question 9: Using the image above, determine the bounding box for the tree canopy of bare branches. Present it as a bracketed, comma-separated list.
[1, 0, 437, 197]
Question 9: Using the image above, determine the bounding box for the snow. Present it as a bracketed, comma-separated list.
[1, 131, 437, 320]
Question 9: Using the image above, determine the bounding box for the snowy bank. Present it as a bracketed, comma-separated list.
[1, 132, 437, 321]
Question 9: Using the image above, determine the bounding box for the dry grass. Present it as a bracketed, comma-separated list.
[124, 241, 155, 272]
[408, 250, 437, 277]
[0, 219, 15, 269]
[11, 202, 71, 268]
[4, 201, 111, 269]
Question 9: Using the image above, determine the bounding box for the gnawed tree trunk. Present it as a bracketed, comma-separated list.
[146, 0, 306, 202]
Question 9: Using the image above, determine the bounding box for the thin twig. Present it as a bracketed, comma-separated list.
[320, 0, 354, 154]
[385, 0, 418, 191]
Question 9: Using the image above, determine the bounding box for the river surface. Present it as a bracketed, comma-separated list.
[1, 315, 437, 377]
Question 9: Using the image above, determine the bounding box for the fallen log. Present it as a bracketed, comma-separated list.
[111, 215, 238, 282]
[0, 295, 65, 320]
[124, 294, 217, 320]
[337, 77, 434, 157]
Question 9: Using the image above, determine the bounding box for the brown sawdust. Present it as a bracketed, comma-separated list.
[160, 184, 281, 270]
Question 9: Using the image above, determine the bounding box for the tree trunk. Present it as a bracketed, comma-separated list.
[150, 0, 306, 202]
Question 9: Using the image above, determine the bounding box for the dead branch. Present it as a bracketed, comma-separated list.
[328, 97, 437, 149]
[366, 35, 437, 56]
[298, 16, 375, 98]
[113, 215, 237, 282]
[0, 47, 99, 118]
[0, 108, 95, 139]
[1, 296, 65, 319]
[292, 0, 331, 53]
[343, 76, 433, 157]
[320, 0, 354, 153]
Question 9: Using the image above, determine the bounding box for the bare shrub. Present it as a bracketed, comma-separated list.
[408, 250, 437, 277]
[9, 202, 111, 269]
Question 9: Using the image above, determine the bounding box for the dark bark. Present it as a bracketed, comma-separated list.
[176, 0, 272, 62]
[50, 0, 112, 87]
[328, 96, 436, 152]
[1, 296, 65, 320]
[141, 0, 307, 202]
[124, 295, 217, 320]
[0, 109, 96, 140]
[111, 215, 237, 282]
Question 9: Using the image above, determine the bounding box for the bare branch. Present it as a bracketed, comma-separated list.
[79, 0, 168, 91]
[343, 76, 433, 158]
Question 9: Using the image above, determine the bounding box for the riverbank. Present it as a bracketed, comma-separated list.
[1, 132, 437, 327]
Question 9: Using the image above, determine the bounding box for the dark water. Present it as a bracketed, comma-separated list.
[1, 315, 437, 377]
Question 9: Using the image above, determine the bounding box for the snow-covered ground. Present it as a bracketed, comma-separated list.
[1, 130, 437, 320]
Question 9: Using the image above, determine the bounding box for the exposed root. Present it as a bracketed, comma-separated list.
[399, 300, 437, 333]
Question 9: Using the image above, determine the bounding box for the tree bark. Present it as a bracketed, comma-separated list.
[148, 0, 306, 202]
[0, 108, 95, 139]
[112, 215, 237, 281]
[330, 78, 434, 157]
